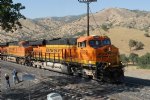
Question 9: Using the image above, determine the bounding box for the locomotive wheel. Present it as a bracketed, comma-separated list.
[3, 56, 7, 61]
[71, 67, 77, 76]
[67, 64, 73, 75]
[82, 71, 87, 78]
[38, 65, 42, 69]
[71, 67, 84, 77]
[64, 63, 70, 74]
[16, 58, 19, 64]
[103, 68, 124, 83]
[34, 65, 37, 68]
[81, 70, 92, 79]
[18, 58, 25, 65]
[95, 68, 104, 81]
[1, 57, 3, 60]
[113, 70, 124, 83]
[28, 62, 33, 67]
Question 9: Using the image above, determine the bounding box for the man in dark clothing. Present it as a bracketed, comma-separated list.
[5, 73, 10, 88]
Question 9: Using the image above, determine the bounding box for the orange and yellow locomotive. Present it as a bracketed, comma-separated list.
[0, 35, 124, 82]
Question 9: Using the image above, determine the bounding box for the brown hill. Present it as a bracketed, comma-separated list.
[0, 8, 150, 56]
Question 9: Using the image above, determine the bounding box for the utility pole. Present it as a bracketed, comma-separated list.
[78, 0, 97, 36]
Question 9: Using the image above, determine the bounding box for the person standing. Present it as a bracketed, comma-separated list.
[12, 69, 20, 84]
[5, 73, 10, 88]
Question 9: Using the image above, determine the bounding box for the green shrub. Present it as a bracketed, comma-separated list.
[135, 42, 144, 50]
[129, 53, 138, 65]
[144, 33, 150, 37]
[120, 54, 129, 65]
[101, 24, 110, 32]
[129, 40, 137, 48]
[137, 53, 150, 69]
[129, 39, 137, 51]
[129, 40, 144, 50]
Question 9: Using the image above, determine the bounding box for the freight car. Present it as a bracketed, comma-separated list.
[0, 42, 8, 60]
[0, 35, 124, 82]
[0, 41, 33, 63]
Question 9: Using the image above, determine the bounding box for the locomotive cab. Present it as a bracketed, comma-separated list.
[77, 35, 124, 82]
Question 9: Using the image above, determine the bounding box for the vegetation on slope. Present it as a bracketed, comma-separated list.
[120, 53, 150, 69]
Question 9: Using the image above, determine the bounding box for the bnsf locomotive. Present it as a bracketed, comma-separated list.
[0, 35, 124, 82]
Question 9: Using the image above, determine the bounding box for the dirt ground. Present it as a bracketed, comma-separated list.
[124, 65, 150, 80]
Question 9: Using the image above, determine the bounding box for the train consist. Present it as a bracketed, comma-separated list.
[0, 35, 124, 82]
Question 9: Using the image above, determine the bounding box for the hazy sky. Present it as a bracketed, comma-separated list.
[14, 0, 150, 19]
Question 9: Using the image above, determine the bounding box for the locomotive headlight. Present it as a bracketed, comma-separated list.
[89, 61, 92, 64]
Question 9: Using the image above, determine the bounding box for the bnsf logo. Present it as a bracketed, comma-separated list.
[46, 48, 60, 53]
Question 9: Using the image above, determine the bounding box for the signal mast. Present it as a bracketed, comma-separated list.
[78, 0, 97, 36]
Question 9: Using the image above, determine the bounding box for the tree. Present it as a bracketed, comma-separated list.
[135, 42, 144, 50]
[120, 54, 129, 66]
[0, 0, 25, 32]
[129, 39, 137, 51]
[101, 24, 110, 32]
[129, 53, 138, 65]
[137, 53, 150, 69]
[144, 33, 150, 37]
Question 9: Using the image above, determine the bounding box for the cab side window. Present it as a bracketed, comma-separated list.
[78, 41, 86, 48]
[102, 39, 111, 45]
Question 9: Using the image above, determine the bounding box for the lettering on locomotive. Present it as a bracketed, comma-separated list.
[80, 50, 88, 55]
[46, 48, 61, 53]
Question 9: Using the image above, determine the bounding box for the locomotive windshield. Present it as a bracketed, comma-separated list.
[102, 39, 111, 45]
[89, 39, 111, 48]
[89, 40, 101, 48]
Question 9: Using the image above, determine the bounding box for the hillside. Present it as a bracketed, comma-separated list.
[0, 8, 150, 56]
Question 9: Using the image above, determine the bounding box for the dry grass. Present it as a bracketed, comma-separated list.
[93, 27, 150, 56]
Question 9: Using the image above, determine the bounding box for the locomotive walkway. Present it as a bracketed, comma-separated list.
[0, 60, 150, 100]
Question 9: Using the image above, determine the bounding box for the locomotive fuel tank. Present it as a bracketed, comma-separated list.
[43, 62, 70, 74]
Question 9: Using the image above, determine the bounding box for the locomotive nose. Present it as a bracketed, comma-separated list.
[103, 45, 118, 54]
[96, 45, 119, 65]
[103, 46, 111, 53]
[97, 45, 113, 54]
